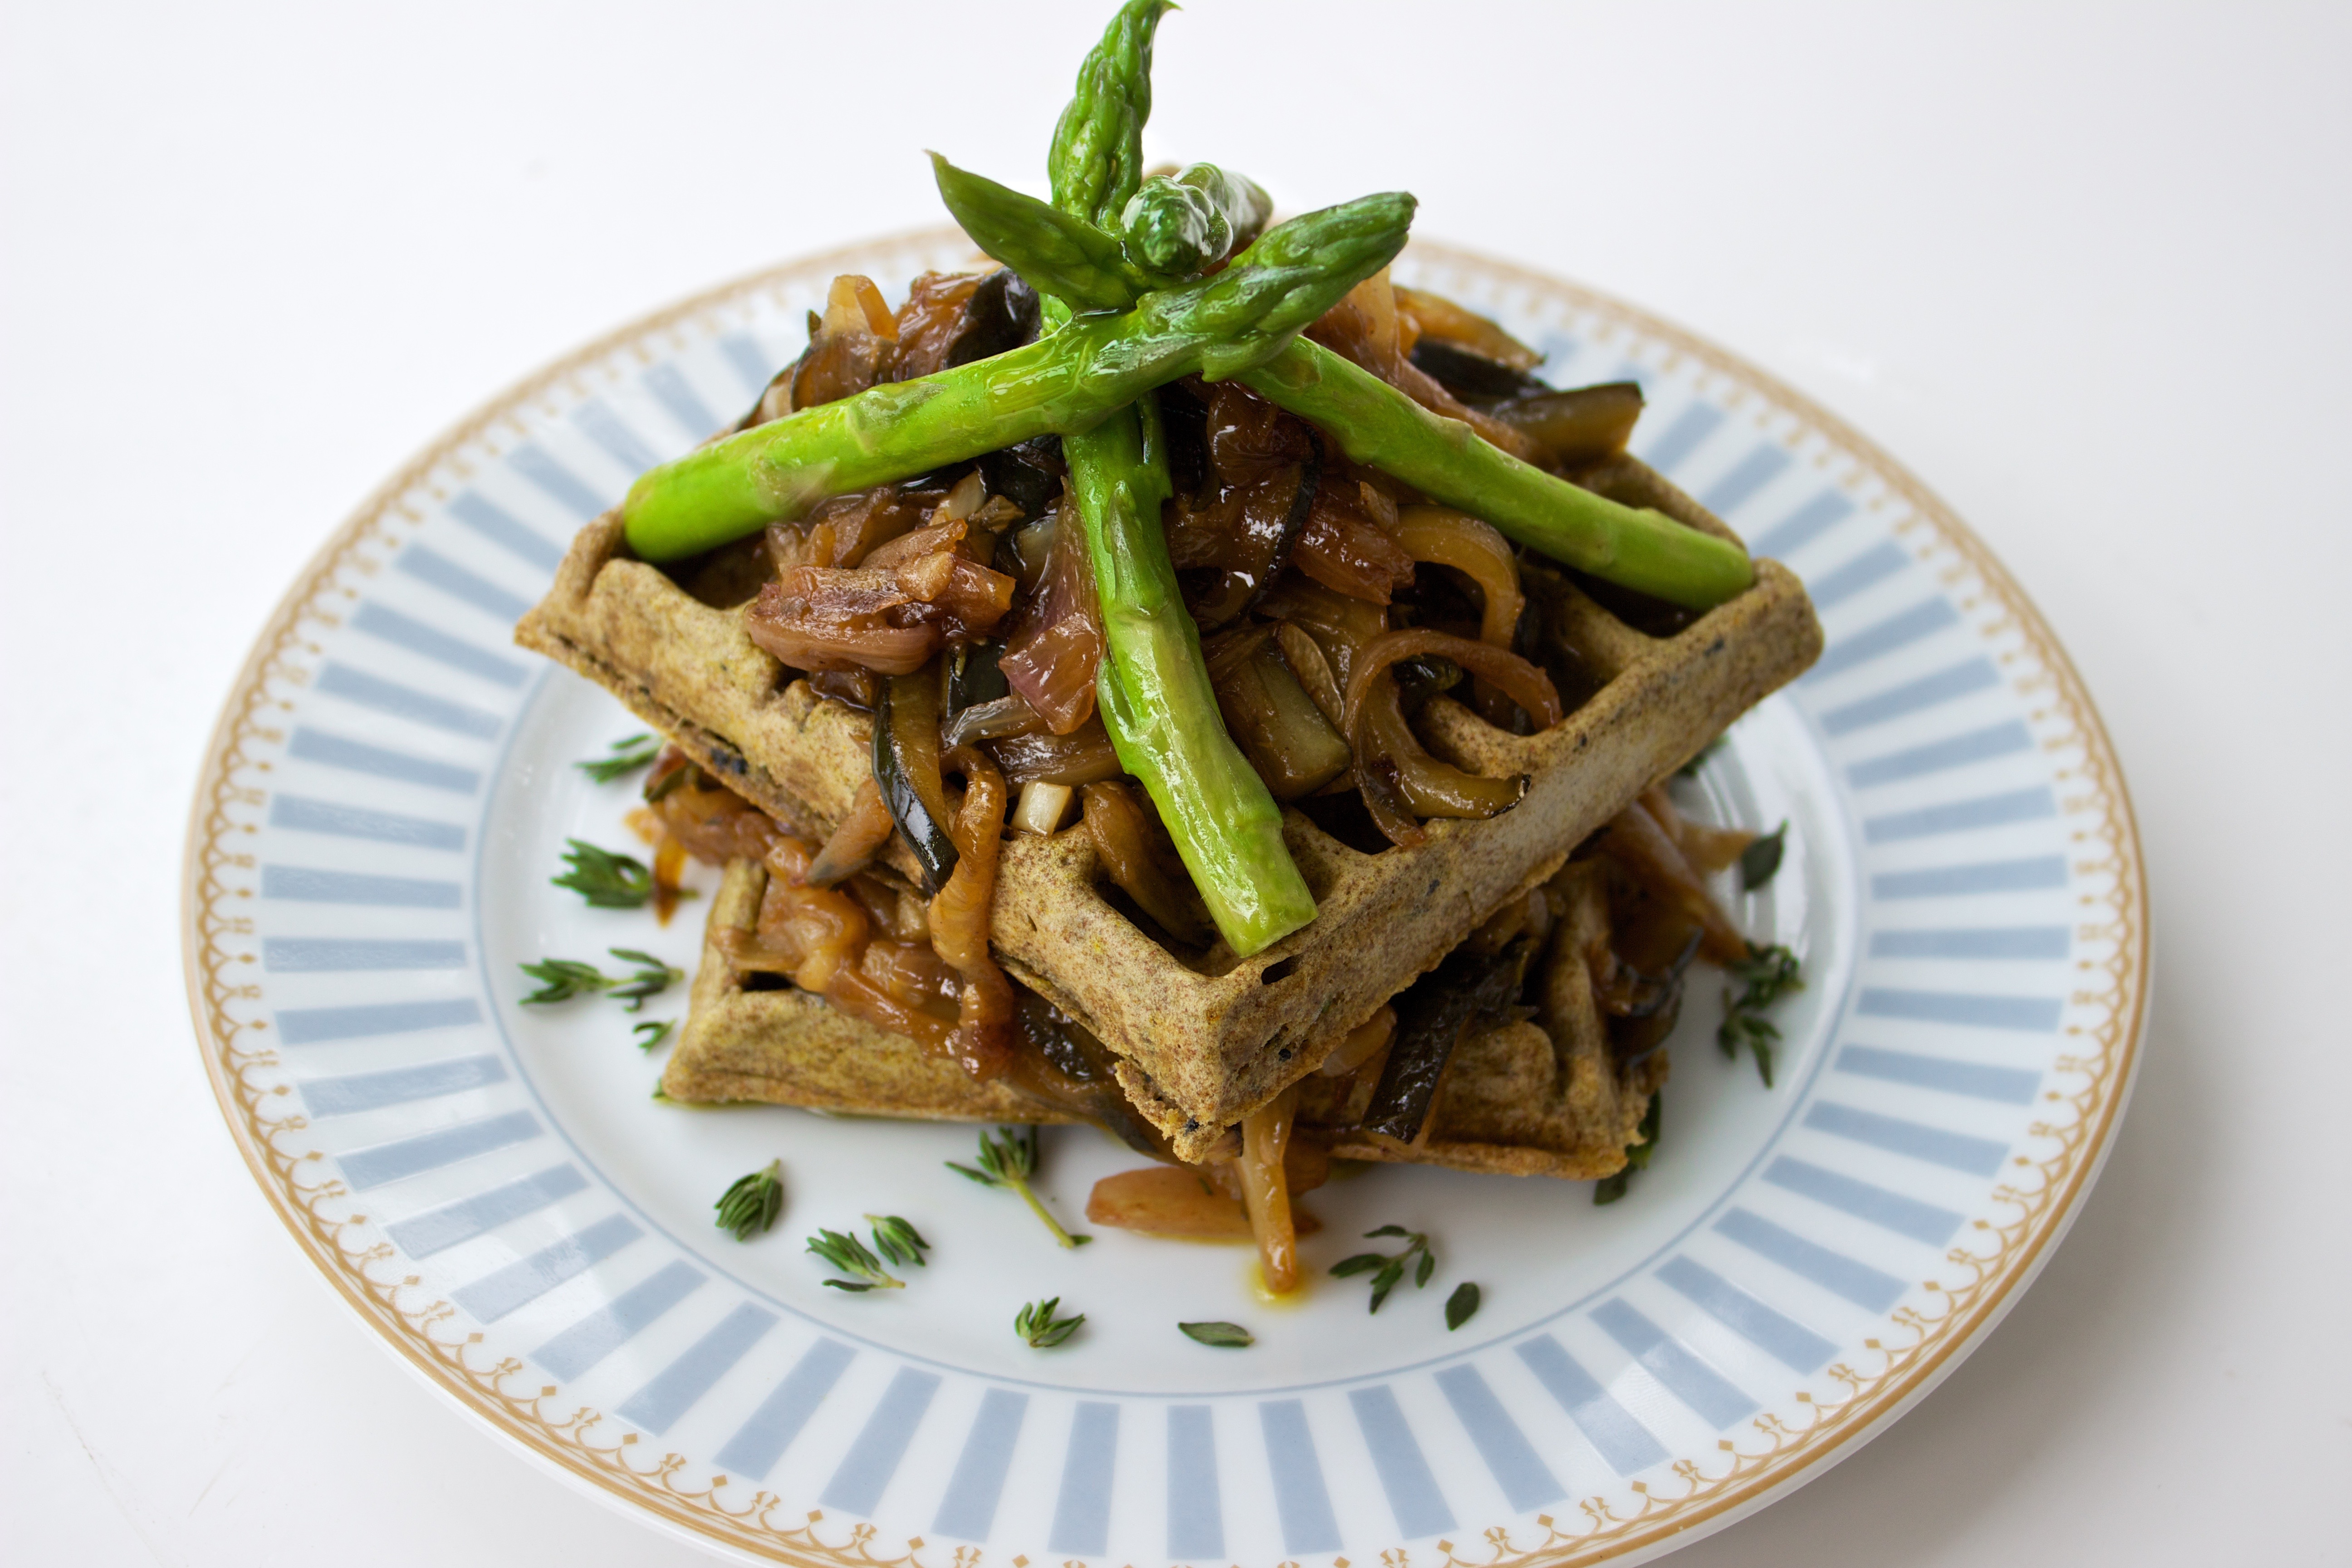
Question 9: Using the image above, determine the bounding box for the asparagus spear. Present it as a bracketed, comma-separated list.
[1039, 0, 1316, 956]
[1119, 163, 1273, 274]
[620, 191, 1414, 562]
[935, 161, 1755, 610]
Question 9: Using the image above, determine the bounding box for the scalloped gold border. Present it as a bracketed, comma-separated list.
[181, 230, 2147, 1567]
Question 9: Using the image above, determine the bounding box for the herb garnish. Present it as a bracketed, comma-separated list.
[1718, 941, 1804, 1086]
[947, 1126, 1092, 1249]
[632, 1019, 675, 1052]
[517, 948, 681, 1010]
[1445, 1281, 1482, 1330]
[807, 1217, 926, 1290]
[1740, 822, 1788, 892]
[1331, 1224, 1438, 1313]
[1178, 1321, 1254, 1348]
[715, 1160, 784, 1240]
[577, 732, 661, 783]
[552, 838, 656, 908]
[1593, 1091, 1661, 1205]
[1015, 1297, 1086, 1348]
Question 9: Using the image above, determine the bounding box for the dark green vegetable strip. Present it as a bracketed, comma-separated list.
[1362, 936, 1535, 1142]
[1241, 342, 1751, 609]
[621, 194, 1413, 562]
[1048, 0, 1171, 229]
[1086, 401, 1316, 955]
[873, 672, 957, 895]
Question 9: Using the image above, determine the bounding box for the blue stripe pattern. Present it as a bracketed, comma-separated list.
[1698, 443, 1790, 515]
[338, 1109, 540, 1190]
[1515, 1336, 1668, 1475]
[263, 936, 466, 972]
[1638, 402, 1724, 475]
[617, 1302, 779, 1435]
[268, 794, 466, 850]
[715, 1338, 856, 1482]
[643, 363, 718, 437]
[509, 443, 608, 520]
[1049, 1402, 1119, 1556]
[1821, 657, 1999, 736]
[821, 1366, 941, 1514]
[1847, 720, 2032, 787]
[1166, 1405, 1223, 1559]
[452, 1213, 642, 1323]
[572, 399, 663, 473]
[932, 1389, 1029, 1542]
[384, 1164, 587, 1257]
[1764, 1156, 1964, 1247]
[1431, 1365, 1561, 1510]
[1807, 540, 1911, 610]
[1348, 1386, 1454, 1539]
[448, 491, 563, 571]
[718, 331, 775, 393]
[1749, 491, 1854, 559]
[1804, 1102, 2009, 1176]
[1714, 1209, 1908, 1312]
[287, 728, 479, 794]
[276, 997, 481, 1044]
[395, 544, 530, 620]
[299, 1054, 505, 1117]
[351, 601, 527, 686]
[1808, 598, 1960, 682]
[1865, 786, 2055, 843]
[1656, 1256, 1836, 1372]
[261, 864, 461, 908]
[1873, 854, 2068, 899]
[314, 662, 504, 738]
[1259, 1400, 1343, 1554]
[1589, 1299, 1757, 1428]
[1858, 987, 2062, 1032]
[533, 1261, 706, 1381]
[1837, 1044, 2041, 1104]
[1872, 925, 2069, 960]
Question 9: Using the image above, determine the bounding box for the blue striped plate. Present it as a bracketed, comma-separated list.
[182, 231, 2146, 1567]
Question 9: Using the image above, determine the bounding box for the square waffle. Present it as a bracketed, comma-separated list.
[517, 456, 1819, 1162]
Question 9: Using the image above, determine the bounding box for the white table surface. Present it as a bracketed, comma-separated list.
[4, 2, 2346, 1561]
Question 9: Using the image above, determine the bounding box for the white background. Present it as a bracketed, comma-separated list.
[3, 1, 2346, 1562]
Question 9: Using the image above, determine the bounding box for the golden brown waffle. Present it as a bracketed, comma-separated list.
[667, 857, 1663, 1180]
[519, 457, 1818, 1161]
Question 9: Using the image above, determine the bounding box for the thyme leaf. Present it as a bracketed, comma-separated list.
[553, 838, 655, 909]
[865, 1214, 931, 1269]
[1333, 1225, 1437, 1313]
[808, 1226, 904, 1290]
[947, 1126, 1090, 1249]
[632, 1019, 675, 1052]
[1739, 822, 1788, 892]
[1593, 1088, 1662, 1205]
[1717, 942, 1803, 1086]
[1015, 1297, 1086, 1348]
[715, 1159, 784, 1241]
[1178, 1320, 1254, 1348]
[577, 732, 661, 783]
[1445, 1281, 1482, 1330]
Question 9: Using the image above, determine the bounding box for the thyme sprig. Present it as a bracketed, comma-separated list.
[1015, 1297, 1086, 1348]
[716, 1160, 784, 1241]
[1331, 1225, 1437, 1313]
[577, 732, 661, 783]
[1718, 941, 1804, 1086]
[947, 1126, 1092, 1249]
[553, 838, 655, 908]
[866, 1214, 931, 1270]
[517, 948, 681, 1011]
[1593, 1091, 1661, 1205]
[1178, 1320, 1254, 1348]
[808, 1223, 916, 1291]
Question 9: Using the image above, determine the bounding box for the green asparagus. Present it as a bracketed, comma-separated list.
[934, 161, 1755, 610]
[1039, 0, 1315, 956]
[620, 192, 1414, 562]
[1119, 163, 1272, 274]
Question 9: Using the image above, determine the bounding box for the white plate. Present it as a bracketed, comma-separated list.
[182, 231, 2147, 1566]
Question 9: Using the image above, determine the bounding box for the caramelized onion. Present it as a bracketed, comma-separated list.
[928, 746, 1016, 1078]
[998, 501, 1103, 733]
[1294, 485, 1417, 604]
[1387, 506, 1523, 647]
[745, 575, 941, 675]
[1318, 1005, 1397, 1078]
[803, 777, 896, 887]
[1358, 671, 1526, 820]
[990, 719, 1125, 787]
[941, 691, 1046, 751]
[1257, 578, 1391, 693]
[1597, 799, 1747, 964]
[1342, 628, 1563, 738]
[1082, 780, 1213, 946]
[1239, 1083, 1303, 1294]
[1305, 270, 1539, 461]
[1392, 286, 1544, 371]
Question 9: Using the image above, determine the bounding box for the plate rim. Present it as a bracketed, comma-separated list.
[180, 226, 2150, 1566]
